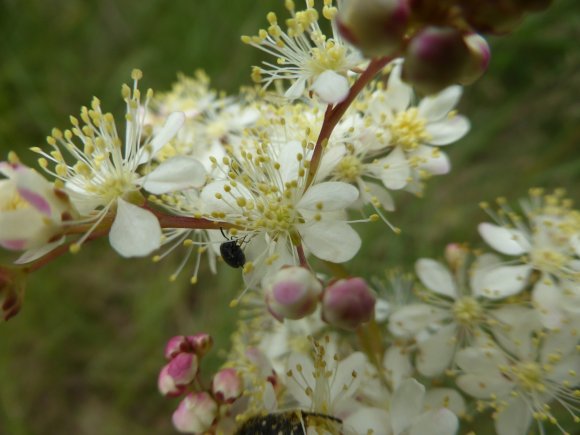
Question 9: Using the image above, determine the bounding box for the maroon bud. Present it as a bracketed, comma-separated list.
[212, 368, 243, 404]
[459, 33, 491, 85]
[187, 333, 213, 357]
[337, 0, 410, 57]
[322, 277, 376, 330]
[167, 352, 199, 386]
[164, 336, 191, 360]
[402, 26, 471, 95]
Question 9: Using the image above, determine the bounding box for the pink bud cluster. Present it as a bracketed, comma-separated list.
[158, 333, 243, 434]
[264, 266, 377, 331]
[337, 0, 551, 94]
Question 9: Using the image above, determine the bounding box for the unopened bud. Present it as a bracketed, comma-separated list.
[402, 26, 470, 95]
[158, 364, 186, 397]
[459, 33, 491, 86]
[336, 0, 409, 57]
[187, 333, 213, 357]
[444, 243, 469, 273]
[264, 266, 323, 321]
[212, 368, 243, 404]
[172, 392, 217, 434]
[322, 277, 376, 330]
[165, 336, 192, 360]
[167, 352, 199, 386]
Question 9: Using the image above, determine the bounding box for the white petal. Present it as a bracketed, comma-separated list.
[389, 304, 448, 337]
[424, 388, 466, 416]
[416, 323, 457, 377]
[298, 182, 358, 211]
[330, 352, 366, 406]
[455, 346, 509, 374]
[379, 147, 410, 190]
[139, 112, 185, 164]
[415, 259, 457, 299]
[532, 278, 564, 329]
[495, 399, 532, 435]
[418, 86, 463, 122]
[344, 407, 391, 435]
[491, 306, 542, 359]
[311, 70, 350, 104]
[425, 116, 470, 145]
[316, 144, 346, 181]
[360, 181, 395, 211]
[570, 233, 580, 257]
[474, 264, 532, 300]
[409, 409, 459, 435]
[109, 198, 161, 257]
[200, 181, 251, 214]
[470, 253, 502, 296]
[284, 77, 306, 100]
[383, 345, 413, 389]
[456, 373, 513, 399]
[385, 62, 413, 112]
[410, 145, 450, 175]
[14, 238, 65, 264]
[142, 156, 206, 194]
[300, 221, 361, 263]
[478, 222, 530, 255]
[391, 379, 425, 435]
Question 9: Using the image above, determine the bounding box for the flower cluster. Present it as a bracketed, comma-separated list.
[1, 1, 576, 435]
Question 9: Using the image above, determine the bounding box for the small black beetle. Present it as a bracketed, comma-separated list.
[219, 229, 246, 268]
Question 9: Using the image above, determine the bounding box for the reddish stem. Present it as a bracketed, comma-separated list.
[306, 56, 393, 187]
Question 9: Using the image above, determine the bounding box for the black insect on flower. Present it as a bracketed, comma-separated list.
[219, 228, 246, 269]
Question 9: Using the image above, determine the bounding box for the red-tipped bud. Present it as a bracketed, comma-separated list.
[172, 392, 217, 434]
[337, 0, 409, 57]
[187, 333, 213, 357]
[167, 352, 199, 386]
[459, 33, 491, 85]
[165, 336, 191, 360]
[402, 26, 470, 95]
[212, 368, 243, 404]
[264, 266, 323, 321]
[322, 277, 376, 330]
[158, 364, 186, 397]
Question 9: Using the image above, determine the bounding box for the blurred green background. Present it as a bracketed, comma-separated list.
[0, 0, 579, 434]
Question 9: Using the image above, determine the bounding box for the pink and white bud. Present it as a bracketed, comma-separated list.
[212, 368, 243, 404]
[459, 33, 491, 86]
[187, 333, 213, 357]
[172, 392, 217, 434]
[444, 243, 469, 272]
[0, 162, 76, 252]
[402, 26, 470, 95]
[264, 266, 323, 321]
[337, 0, 409, 58]
[158, 364, 186, 397]
[167, 352, 199, 386]
[165, 335, 192, 360]
[322, 277, 376, 330]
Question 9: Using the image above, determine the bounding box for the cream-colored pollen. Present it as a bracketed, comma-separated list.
[334, 155, 363, 182]
[390, 108, 430, 151]
[308, 40, 347, 74]
[1, 190, 29, 212]
[452, 297, 483, 326]
[511, 362, 546, 393]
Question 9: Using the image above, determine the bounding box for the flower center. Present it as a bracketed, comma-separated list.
[84, 171, 137, 204]
[530, 247, 568, 275]
[452, 297, 483, 326]
[309, 40, 347, 74]
[390, 108, 429, 151]
[1, 189, 29, 212]
[510, 362, 546, 393]
[334, 155, 363, 182]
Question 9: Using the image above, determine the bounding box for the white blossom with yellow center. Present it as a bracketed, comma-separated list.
[366, 62, 470, 192]
[478, 189, 580, 329]
[456, 326, 580, 435]
[242, 0, 363, 104]
[32, 70, 206, 257]
[200, 138, 361, 282]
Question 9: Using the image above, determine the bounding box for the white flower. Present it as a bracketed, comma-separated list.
[366, 62, 470, 192]
[0, 161, 76, 261]
[456, 326, 580, 435]
[478, 189, 580, 328]
[242, 0, 363, 103]
[388, 256, 539, 376]
[32, 70, 205, 257]
[201, 139, 361, 281]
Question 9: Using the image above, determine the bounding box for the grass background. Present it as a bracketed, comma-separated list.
[0, 0, 579, 434]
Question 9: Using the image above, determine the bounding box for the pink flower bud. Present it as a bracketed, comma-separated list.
[337, 0, 409, 57]
[322, 277, 376, 330]
[187, 333, 213, 357]
[459, 33, 491, 86]
[444, 243, 469, 272]
[0, 162, 76, 252]
[158, 364, 186, 397]
[167, 352, 199, 386]
[165, 335, 191, 360]
[402, 26, 470, 95]
[172, 392, 217, 434]
[264, 266, 323, 321]
[212, 368, 243, 404]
